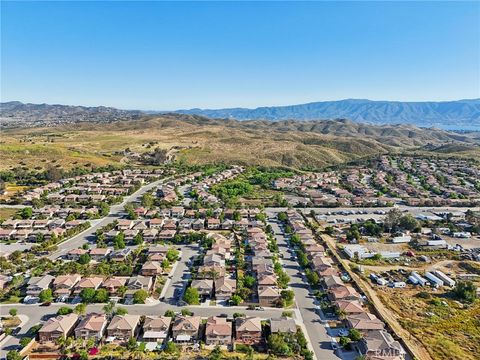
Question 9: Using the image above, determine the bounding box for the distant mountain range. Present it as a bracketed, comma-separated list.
[1, 99, 480, 129]
[0, 101, 143, 127]
[175, 98, 480, 129]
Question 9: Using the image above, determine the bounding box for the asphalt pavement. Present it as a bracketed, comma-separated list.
[267, 218, 340, 360]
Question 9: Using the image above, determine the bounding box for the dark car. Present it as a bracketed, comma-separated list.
[40, 301, 52, 307]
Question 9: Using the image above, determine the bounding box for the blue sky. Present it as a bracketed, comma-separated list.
[1, 1, 479, 110]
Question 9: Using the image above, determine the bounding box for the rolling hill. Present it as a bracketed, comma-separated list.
[2, 114, 478, 172]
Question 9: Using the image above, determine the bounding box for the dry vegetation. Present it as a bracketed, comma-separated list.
[377, 286, 480, 360]
[1, 114, 478, 172]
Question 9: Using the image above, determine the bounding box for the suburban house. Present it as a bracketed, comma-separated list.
[258, 286, 281, 307]
[235, 317, 262, 345]
[73, 276, 104, 295]
[328, 285, 360, 301]
[270, 317, 297, 334]
[205, 316, 232, 347]
[89, 248, 111, 261]
[171, 316, 201, 344]
[214, 277, 237, 300]
[38, 313, 79, 342]
[26, 274, 55, 296]
[126, 276, 153, 292]
[74, 313, 108, 340]
[359, 329, 406, 360]
[335, 300, 366, 314]
[191, 279, 214, 297]
[102, 276, 128, 295]
[257, 274, 277, 287]
[53, 274, 82, 297]
[140, 261, 163, 276]
[106, 315, 141, 342]
[66, 248, 88, 261]
[346, 313, 385, 334]
[110, 248, 132, 262]
[142, 316, 172, 343]
[323, 275, 345, 289]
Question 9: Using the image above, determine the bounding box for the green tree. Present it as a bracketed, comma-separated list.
[384, 208, 402, 233]
[209, 346, 224, 360]
[113, 233, 126, 249]
[9, 308, 17, 317]
[306, 270, 320, 286]
[115, 307, 128, 315]
[453, 281, 477, 303]
[74, 303, 87, 315]
[280, 290, 295, 307]
[80, 288, 96, 303]
[19, 337, 32, 348]
[133, 289, 148, 304]
[38, 289, 53, 302]
[166, 248, 179, 262]
[127, 337, 138, 351]
[244, 275, 255, 288]
[268, 334, 292, 356]
[164, 310, 175, 318]
[6, 350, 22, 360]
[349, 328, 362, 342]
[230, 294, 242, 305]
[20, 207, 33, 219]
[164, 341, 179, 354]
[277, 212, 288, 222]
[339, 336, 351, 349]
[94, 288, 109, 303]
[103, 301, 115, 316]
[183, 287, 200, 305]
[399, 214, 420, 231]
[78, 253, 91, 265]
[161, 258, 170, 269]
[57, 306, 73, 315]
[181, 308, 193, 316]
[133, 232, 143, 245]
[141, 193, 155, 208]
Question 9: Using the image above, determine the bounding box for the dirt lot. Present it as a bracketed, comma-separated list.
[377, 288, 480, 360]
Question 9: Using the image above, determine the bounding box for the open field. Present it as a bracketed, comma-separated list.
[0, 207, 18, 221]
[2, 114, 479, 172]
[377, 288, 480, 360]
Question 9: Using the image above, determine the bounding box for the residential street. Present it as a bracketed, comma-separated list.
[0, 301, 286, 359]
[162, 243, 198, 304]
[267, 218, 340, 360]
[47, 176, 171, 260]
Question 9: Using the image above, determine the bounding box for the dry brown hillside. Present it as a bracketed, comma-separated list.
[1, 114, 478, 171]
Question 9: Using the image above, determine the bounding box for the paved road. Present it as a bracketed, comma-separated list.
[162, 243, 198, 304]
[47, 177, 171, 260]
[266, 205, 480, 216]
[0, 301, 285, 359]
[267, 218, 340, 360]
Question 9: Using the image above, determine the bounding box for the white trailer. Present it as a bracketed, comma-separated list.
[408, 275, 419, 285]
[433, 270, 456, 287]
[411, 272, 429, 286]
[393, 281, 406, 288]
[425, 272, 444, 288]
[377, 278, 388, 286]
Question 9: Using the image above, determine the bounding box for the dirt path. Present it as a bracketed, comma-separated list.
[321, 233, 434, 360]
